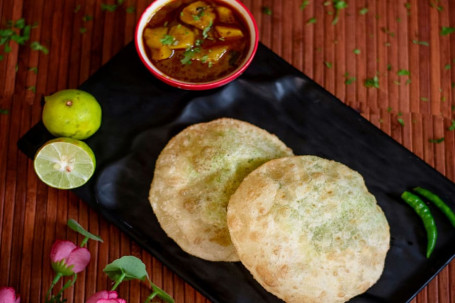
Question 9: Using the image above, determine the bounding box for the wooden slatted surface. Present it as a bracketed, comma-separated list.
[1, 0, 454, 302]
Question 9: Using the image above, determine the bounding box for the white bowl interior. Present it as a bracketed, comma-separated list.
[136, 0, 258, 85]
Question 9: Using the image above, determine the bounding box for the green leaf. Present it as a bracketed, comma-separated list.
[420, 97, 428, 102]
[306, 17, 316, 24]
[4, 43, 12, 53]
[429, 137, 444, 143]
[445, 64, 451, 70]
[441, 26, 455, 36]
[79, 27, 87, 34]
[67, 219, 103, 243]
[150, 283, 175, 303]
[104, 256, 149, 283]
[324, 61, 332, 69]
[397, 118, 405, 126]
[387, 64, 392, 71]
[300, 0, 310, 10]
[30, 41, 49, 54]
[365, 76, 379, 88]
[101, 3, 118, 12]
[353, 48, 360, 55]
[412, 39, 429, 46]
[449, 120, 455, 131]
[359, 7, 368, 15]
[262, 6, 272, 15]
[82, 15, 93, 22]
[14, 18, 26, 29]
[397, 69, 410, 76]
[387, 106, 393, 113]
[126, 6, 135, 13]
[28, 66, 38, 74]
[0, 108, 9, 114]
[160, 35, 175, 45]
[74, 4, 81, 13]
[26, 86, 36, 93]
[202, 21, 212, 39]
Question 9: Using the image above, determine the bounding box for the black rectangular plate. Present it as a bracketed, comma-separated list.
[18, 42, 455, 303]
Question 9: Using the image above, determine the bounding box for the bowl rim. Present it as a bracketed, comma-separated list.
[134, 0, 259, 90]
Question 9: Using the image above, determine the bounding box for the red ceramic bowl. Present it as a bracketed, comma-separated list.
[135, 0, 259, 90]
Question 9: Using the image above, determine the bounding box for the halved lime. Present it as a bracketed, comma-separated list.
[34, 138, 96, 189]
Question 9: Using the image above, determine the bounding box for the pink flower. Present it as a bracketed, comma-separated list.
[50, 240, 90, 276]
[0, 287, 20, 303]
[86, 291, 126, 303]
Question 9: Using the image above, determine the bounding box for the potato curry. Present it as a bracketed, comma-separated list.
[143, 0, 250, 83]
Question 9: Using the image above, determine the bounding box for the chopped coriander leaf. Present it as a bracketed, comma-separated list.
[365, 76, 379, 88]
[397, 118, 405, 126]
[420, 97, 428, 101]
[387, 106, 393, 112]
[202, 21, 212, 39]
[30, 41, 48, 54]
[101, 3, 118, 12]
[126, 6, 135, 13]
[74, 4, 81, 13]
[82, 15, 93, 22]
[353, 48, 360, 55]
[404, 2, 411, 9]
[201, 55, 208, 63]
[180, 47, 200, 65]
[262, 6, 272, 15]
[307, 17, 316, 24]
[452, 82, 455, 88]
[208, 61, 213, 68]
[26, 86, 36, 92]
[412, 39, 429, 46]
[160, 34, 175, 45]
[332, 0, 347, 25]
[445, 64, 451, 70]
[0, 55, 3, 60]
[387, 64, 392, 71]
[441, 27, 455, 35]
[397, 17, 402, 22]
[14, 19, 25, 29]
[397, 69, 410, 76]
[429, 137, 444, 143]
[394, 81, 401, 85]
[0, 109, 9, 114]
[324, 61, 332, 68]
[449, 120, 455, 131]
[80, 27, 87, 34]
[405, 79, 411, 85]
[28, 67, 38, 74]
[300, 0, 310, 10]
[441, 96, 447, 102]
[4, 44, 11, 53]
[323, 1, 331, 6]
[359, 8, 368, 15]
[344, 73, 356, 85]
[381, 27, 395, 37]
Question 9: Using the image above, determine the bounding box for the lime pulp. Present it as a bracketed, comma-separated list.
[34, 138, 96, 189]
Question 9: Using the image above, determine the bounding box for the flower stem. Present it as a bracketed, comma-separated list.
[144, 292, 158, 303]
[80, 236, 89, 247]
[45, 272, 63, 302]
[111, 272, 126, 291]
[54, 273, 77, 300]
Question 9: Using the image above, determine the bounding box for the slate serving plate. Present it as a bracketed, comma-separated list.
[18, 42, 455, 303]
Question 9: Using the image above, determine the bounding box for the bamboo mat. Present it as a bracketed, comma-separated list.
[0, 0, 454, 302]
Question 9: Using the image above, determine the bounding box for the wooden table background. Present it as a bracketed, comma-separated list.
[1, 0, 454, 302]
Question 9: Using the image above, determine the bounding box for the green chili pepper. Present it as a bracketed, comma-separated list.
[401, 191, 437, 258]
[413, 187, 455, 228]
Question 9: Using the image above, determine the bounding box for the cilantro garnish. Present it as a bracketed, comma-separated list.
[397, 69, 410, 76]
[201, 55, 208, 63]
[441, 27, 455, 36]
[365, 76, 379, 88]
[324, 61, 332, 69]
[332, 0, 347, 25]
[429, 137, 444, 144]
[359, 8, 368, 15]
[160, 35, 175, 45]
[30, 41, 48, 54]
[353, 48, 360, 55]
[202, 21, 212, 39]
[445, 64, 451, 70]
[420, 97, 429, 102]
[0, 109, 9, 115]
[300, 0, 310, 10]
[344, 72, 356, 85]
[397, 118, 405, 126]
[412, 39, 429, 46]
[101, 0, 124, 12]
[449, 120, 455, 131]
[181, 47, 200, 65]
[306, 17, 316, 24]
[126, 6, 135, 13]
[262, 6, 272, 15]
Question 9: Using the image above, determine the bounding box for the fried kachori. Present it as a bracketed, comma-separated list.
[227, 155, 390, 302]
[149, 118, 293, 261]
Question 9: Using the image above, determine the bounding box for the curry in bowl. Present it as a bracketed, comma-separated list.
[141, 0, 251, 83]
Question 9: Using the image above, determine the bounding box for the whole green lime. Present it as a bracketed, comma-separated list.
[42, 89, 102, 140]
